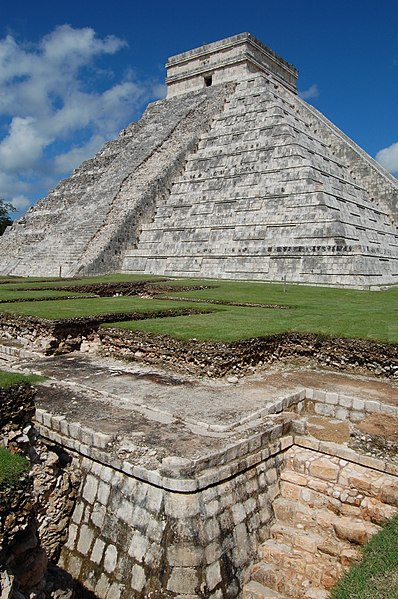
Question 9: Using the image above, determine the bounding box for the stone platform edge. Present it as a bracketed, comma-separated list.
[34, 386, 398, 493]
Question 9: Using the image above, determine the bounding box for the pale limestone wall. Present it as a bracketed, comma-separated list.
[35, 409, 288, 598]
[75, 84, 234, 276]
[59, 455, 278, 598]
[34, 394, 398, 599]
[303, 387, 398, 422]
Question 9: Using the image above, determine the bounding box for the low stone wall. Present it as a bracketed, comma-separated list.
[304, 387, 398, 422]
[35, 390, 398, 599]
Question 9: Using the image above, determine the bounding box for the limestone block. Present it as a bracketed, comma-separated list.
[97, 481, 111, 506]
[146, 515, 166, 542]
[91, 504, 106, 529]
[168, 544, 203, 567]
[116, 498, 133, 523]
[106, 582, 123, 599]
[379, 481, 398, 507]
[77, 524, 94, 555]
[333, 517, 379, 545]
[166, 567, 199, 594]
[103, 544, 118, 573]
[75, 467, 96, 504]
[94, 573, 110, 598]
[91, 538, 106, 565]
[128, 531, 149, 562]
[145, 485, 164, 513]
[130, 564, 146, 592]
[165, 493, 201, 518]
[308, 457, 339, 482]
[206, 560, 222, 591]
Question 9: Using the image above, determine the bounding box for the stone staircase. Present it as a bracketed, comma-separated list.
[123, 71, 398, 285]
[242, 450, 367, 599]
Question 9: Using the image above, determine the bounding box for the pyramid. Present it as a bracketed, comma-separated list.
[1, 33, 397, 286]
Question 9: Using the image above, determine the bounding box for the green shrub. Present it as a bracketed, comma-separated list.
[0, 447, 29, 489]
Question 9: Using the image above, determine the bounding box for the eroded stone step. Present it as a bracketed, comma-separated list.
[243, 581, 289, 599]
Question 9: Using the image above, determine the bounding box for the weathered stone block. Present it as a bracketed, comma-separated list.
[309, 457, 339, 482]
[77, 524, 94, 555]
[166, 567, 199, 594]
[128, 531, 150, 562]
[168, 544, 203, 567]
[82, 474, 99, 503]
[104, 544, 118, 573]
[91, 538, 106, 565]
[130, 563, 146, 592]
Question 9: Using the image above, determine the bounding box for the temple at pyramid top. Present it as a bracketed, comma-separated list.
[166, 32, 298, 97]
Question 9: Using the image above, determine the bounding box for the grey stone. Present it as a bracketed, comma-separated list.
[82, 474, 99, 503]
[166, 567, 199, 594]
[91, 538, 106, 565]
[103, 544, 118, 573]
[130, 564, 146, 592]
[77, 524, 94, 555]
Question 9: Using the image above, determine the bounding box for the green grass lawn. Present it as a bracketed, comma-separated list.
[0, 288, 90, 301]
[330, 515, 398, 599]
[105, 280, 398, 344]
[0, 275, 396, 344]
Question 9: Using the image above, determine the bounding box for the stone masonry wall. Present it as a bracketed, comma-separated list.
[0, 382, 81, 599]
[35, 410, 293, 598]
[59, 454, 279, 598]
[246, 439, 398, 597]
[77, 83, 235, 276]
[35, 393, 398, 599]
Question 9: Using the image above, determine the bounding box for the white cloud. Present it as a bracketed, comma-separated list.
[9, 195, 31, 211]
[0, 25, 163, 215]
[52, 134, 107, 173]
[376, 142, 398, 175]
[0, 116, 52, 170]
[299, 83, 319, 100]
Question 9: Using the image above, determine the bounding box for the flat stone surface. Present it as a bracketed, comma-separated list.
[13, 352, 398, 470]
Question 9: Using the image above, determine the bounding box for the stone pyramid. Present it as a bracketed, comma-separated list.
[1, 33, 397, 286]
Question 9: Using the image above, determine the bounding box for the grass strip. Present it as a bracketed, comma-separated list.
[0, 289, 90, 301]
[0, 276, 396, 344]
[0, 370, 46, 387]
[0, 296, 215, 320]
[330, 515, 398, 599]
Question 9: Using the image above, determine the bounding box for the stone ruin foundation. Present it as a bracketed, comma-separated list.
[0, 332, 395, 598]
[32, 369, 398, 599]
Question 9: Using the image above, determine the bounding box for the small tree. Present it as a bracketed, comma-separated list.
[0, 200, 16, 235]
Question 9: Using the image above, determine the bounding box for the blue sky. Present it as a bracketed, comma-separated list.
[1, 0, 398, 216]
